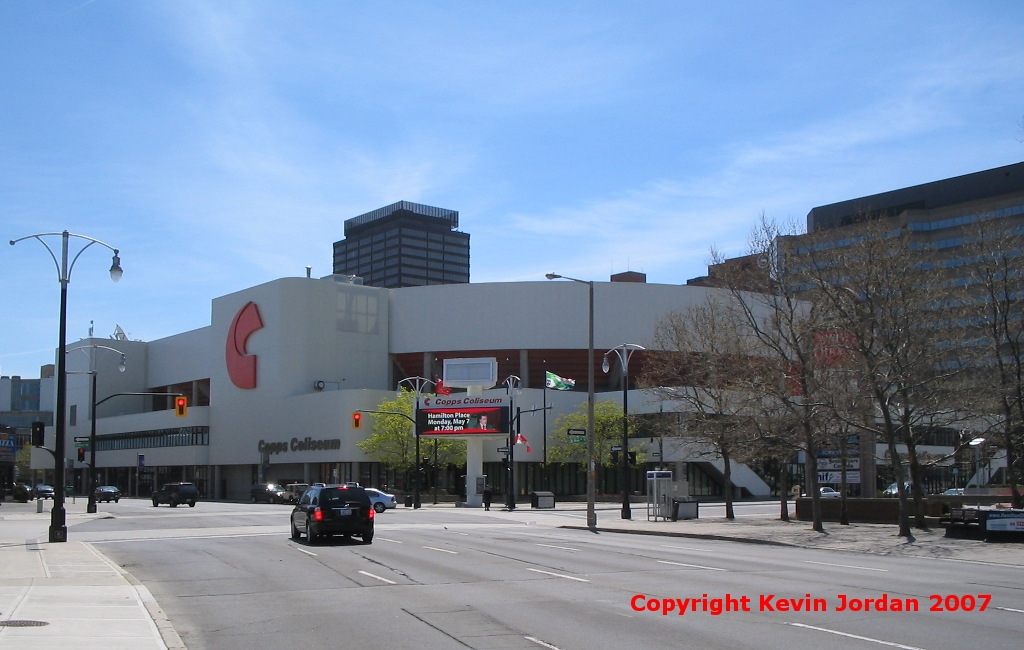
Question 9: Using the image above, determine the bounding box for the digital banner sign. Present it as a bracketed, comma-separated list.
[417, 395, 510, 436]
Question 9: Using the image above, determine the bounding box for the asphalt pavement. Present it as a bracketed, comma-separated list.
[3, 497, 1023, 650]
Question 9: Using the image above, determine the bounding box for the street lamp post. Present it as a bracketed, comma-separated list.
[546, 273, 597, 532]
[502, 375, 522, 511]
[396, 376, 437, 509]
[68, 345, 126, 513]
[10, 231, 122, 543]
[603, 343, 645, 520]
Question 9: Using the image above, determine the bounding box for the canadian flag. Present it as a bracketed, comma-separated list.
[515, 433, 528, 445]
[435, 379, 452, 396]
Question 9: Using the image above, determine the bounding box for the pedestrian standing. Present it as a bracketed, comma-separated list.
[483, 486, 492, 511]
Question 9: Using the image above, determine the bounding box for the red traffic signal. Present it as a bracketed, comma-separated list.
[77, 447, 86, 462]
[352, 412, 362, 429]
[174, 396, 188, 417]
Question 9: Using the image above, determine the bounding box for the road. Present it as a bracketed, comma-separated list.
[68, 499, 1024, 650]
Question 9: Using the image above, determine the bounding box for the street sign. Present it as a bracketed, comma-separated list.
[818, 471, 860, 484]
[74, 436, 90, 443]
[817, 458, 860, 470]
[497, 447, 509, 453]
[611, 446, 623, 452]
[569, 436, 586, 444]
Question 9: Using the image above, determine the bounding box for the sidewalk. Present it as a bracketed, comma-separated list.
[0, 500, 183, 649]
[427, 500, 1024, 566]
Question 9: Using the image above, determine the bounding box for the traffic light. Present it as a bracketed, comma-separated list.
[352, 412, 362, 429]
[31, 421, 45, 447]
[174, 396, 188, 417]
[77, 447, 86, 462]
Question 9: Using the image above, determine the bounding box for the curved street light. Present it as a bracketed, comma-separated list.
[546, 273, 597, 531]
[10, 231, 122, 543]
[603, 343, 645, 520]
[67, 345, 126, 513]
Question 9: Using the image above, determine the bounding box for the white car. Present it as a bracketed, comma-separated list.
[364, 488, 397, 513]
[819, 487, 842, 498]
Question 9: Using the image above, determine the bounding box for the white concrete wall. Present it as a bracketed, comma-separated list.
[389, 281, 722, 353]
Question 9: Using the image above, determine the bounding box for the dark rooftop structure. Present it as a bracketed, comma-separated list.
[807, 161, 1024, 232]
[333, 200, 470, 288]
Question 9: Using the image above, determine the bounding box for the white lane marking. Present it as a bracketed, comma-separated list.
[378, 537, 402, 544]
[660, 544, 713, 552]
[536, 543, 580, 552]
[527, 568, 589, 582]
[657, 560, 726, 571]
[423, 546, 458, 554]
[358, 570, 396, 584]
[805, 560, 888, 572]
[456, 532, 470, 536]
[784, 622, 926, 650]
[295, 547, 317, 557]
[525, 636, 564, 649]
[997, 606, 1024, 614]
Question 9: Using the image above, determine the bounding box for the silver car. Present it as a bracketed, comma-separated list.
[364, 488, 397, 513]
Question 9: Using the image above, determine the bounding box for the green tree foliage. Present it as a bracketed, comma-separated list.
[356, 389, 465, 473]
[548, 399, 640, 470]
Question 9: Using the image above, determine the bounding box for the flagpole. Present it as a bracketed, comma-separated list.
[543, 360, 548, 491]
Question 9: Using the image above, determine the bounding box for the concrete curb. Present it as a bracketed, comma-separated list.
[559, 525, 797, 547]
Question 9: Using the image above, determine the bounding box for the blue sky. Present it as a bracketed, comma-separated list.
[2, 1, 1022, 378]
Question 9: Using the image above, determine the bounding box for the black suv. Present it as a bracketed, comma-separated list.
[152, 482, 199, 507]
[291, 484, 374, 544]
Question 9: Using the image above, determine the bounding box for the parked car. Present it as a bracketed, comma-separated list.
[364, 488, 397, 513]
[942, 488, 965, 496]
[882, 482, 917, 497]
[94, 485, 121, 503]
[291, 484, 374, 544]
[819, 487, 842, 499]
[12, 483, 34, 502]
[33, 484, 55, 499]
[152, 482, 199, 507]
[283, 483, 309, 504]
[250, 483, 287, 504]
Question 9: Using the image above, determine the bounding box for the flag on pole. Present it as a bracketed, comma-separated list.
[515, 433, 528, 445]
[435, 379, 452, 396]
[545, 371, 575, 390]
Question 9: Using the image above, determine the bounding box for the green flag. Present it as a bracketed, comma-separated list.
[545, 371, 576, 390]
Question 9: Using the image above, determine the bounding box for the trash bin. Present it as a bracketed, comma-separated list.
[404, 495, 413, 507]
[531, 491, 555, 509]
[671, 498, 698, 521]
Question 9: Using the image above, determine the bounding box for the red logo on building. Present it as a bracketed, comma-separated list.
[226, 301, 263, 389]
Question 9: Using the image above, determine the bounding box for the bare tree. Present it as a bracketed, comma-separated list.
[642, 296, 761, 520]
[799, 219, 969, 536]
[711, 216, 833, 532]
[962, 218, 1024, 507]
